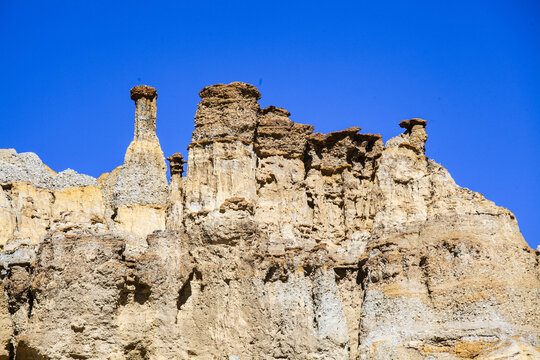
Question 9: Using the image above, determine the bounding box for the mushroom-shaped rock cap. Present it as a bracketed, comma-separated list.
[167, 152, 185, 162]
[167, 152, 186, 176]
[130, 85, 158, 101]
[399, 118, 427, 130]
[199, 82, 261, 100]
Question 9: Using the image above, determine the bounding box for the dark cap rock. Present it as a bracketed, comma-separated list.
[192, 82, 261, 142]
[130, 85, 158, 101]
[167, 152, 186, 176]
[199, 82, 261, 100]
[399, 118, 427, 130]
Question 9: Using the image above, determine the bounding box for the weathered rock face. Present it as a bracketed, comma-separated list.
[0, 82, 538, 359]
[254, 106, 315, 250]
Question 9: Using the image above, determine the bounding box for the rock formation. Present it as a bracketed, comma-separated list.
[0, 82, 538, 359]
[100, 85, 168, 240]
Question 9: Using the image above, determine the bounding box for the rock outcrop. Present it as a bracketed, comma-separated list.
[0, 82, 538, 359]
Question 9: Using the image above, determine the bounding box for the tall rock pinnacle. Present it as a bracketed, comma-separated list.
[110, 85, 168, 217]
[130, 85, 159, 141]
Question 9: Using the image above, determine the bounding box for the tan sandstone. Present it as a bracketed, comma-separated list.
[0, 82, 538, 359]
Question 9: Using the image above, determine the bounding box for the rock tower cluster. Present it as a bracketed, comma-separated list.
[0, 83, 539, 359]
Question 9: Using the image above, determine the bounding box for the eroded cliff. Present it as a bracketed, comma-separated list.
[0, 82, 539, 360]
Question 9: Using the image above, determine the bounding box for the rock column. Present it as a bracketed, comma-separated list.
[184, 82, 260, 244]
[110, 85, 168, 238]
[184, 83, 260, 212]
[166, 152, 186, 230]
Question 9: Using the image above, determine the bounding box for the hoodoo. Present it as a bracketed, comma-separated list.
[112, 84, 168, 208]
[101, 85, 169, 239]
[0, 83, 538, 359]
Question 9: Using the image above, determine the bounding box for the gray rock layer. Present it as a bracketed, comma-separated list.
[0, 149, 96, 190]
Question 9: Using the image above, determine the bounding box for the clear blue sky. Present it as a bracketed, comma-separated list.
[1, 1, 538, 249]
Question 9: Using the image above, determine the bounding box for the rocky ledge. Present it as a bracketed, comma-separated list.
[0, 83, 538, 359]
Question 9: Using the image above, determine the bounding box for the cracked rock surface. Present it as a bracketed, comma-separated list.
[0, 82, 539, 359]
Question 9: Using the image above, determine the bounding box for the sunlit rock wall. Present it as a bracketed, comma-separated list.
[0, 82, 538, 360]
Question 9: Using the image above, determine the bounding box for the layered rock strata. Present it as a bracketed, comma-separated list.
[0, 82, 538, 359]
[254, 105, 314, 250]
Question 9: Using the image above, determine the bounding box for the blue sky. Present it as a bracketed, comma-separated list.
[1, 1, 539, 248]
